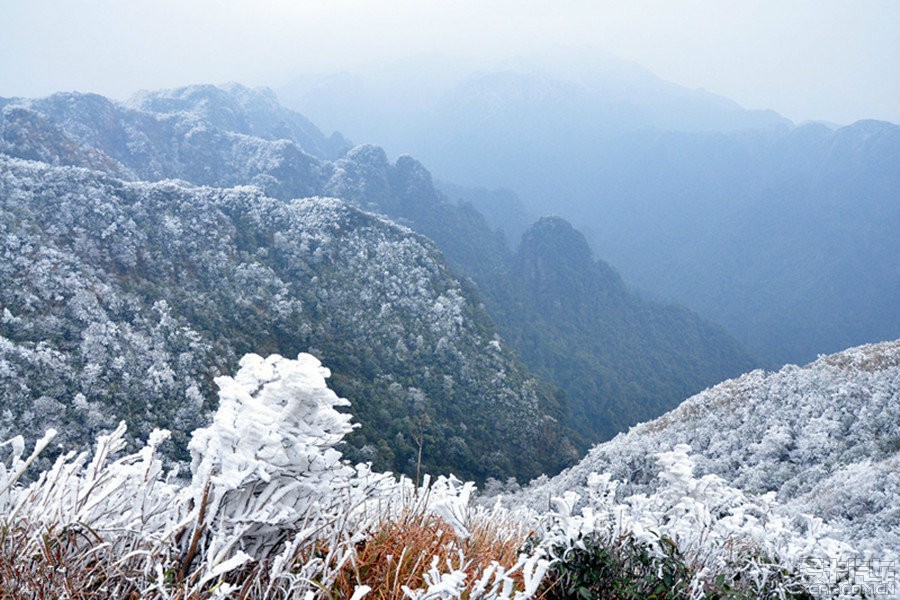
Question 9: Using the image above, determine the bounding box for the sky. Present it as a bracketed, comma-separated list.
[1, 0, 898, 125]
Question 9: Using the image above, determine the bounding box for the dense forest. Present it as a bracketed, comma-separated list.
[0, 155, 582, 482]
[0, 84, 758, 463]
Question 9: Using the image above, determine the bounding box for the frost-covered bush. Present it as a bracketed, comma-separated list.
[177, 352, 402, 595]
[189, 353, 362, 555]
[525, 340, 900, 562]
[0, 353, 547, 599]
[0, 352, 886, 598]
[534, 445, 858, 599]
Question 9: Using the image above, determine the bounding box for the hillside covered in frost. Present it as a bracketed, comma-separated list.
[523, 340, 900, 557]
[0, 351, 867, 599]
[0, 155, 577, 481]
[0, 83, 758, 448]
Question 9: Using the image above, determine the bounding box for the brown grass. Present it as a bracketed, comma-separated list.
[331, 508, 531, 599]
[0, 521, 144, 599]
[0, 496, 533, 599]
[332, 511, 457, 599]
[463, 511, 531, 576]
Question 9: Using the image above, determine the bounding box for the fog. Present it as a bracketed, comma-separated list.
[1, 0, 898, 125]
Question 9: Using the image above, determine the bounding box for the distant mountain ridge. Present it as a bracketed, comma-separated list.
[280, 56, 900, 366]
[496, 217, 756, 439]
[0, 83, 758, 459]
[1, 85, 341, 197]
[128, 82, 351, 160]
[279, 50, 790, 156]
[584, 119, 900, 365]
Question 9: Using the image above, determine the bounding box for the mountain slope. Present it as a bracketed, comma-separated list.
[281, 58, 900, 367]
[524, 340, 900, 555]
[0, 156, 577, 482]
[494, 217, 756, 439]
[0, 84, 758, 451]
[322, 148, 758, 443]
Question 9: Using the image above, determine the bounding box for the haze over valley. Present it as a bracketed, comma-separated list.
[0, 2, 898, 598]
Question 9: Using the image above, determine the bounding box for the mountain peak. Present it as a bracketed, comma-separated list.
[341, 143, 390, 168]
[515, 216, 628, 314]
[519, 216, 596, 271]
[127, 82, 350, 160]
[128, 82, 268, 111]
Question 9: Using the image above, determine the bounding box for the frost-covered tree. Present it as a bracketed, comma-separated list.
[523, 340, 900, 563]
[0, 155, 576, 481]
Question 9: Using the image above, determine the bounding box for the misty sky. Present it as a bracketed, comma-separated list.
[1, 0, 898, 125]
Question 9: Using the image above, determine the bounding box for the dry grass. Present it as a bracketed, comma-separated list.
[821, 340, 900, 372]
[463, 511, 532, 576]
[333, 511, 457, 598]
[331, 506, 531, 599]
[0, 521, 145, 599]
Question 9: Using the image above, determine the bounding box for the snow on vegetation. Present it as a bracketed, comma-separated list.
[0, 353, 544, 599]
[0, 155, 572, 482]
[521, 340, 900, 598]
[3, 348, 895, 598]
[523, 341, 900, 558]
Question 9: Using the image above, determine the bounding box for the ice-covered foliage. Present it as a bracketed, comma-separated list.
[191, 353, 354, 492]
[533, 444, 869, 598]
[0, 154, 574, 482]
[1, 350, 894, 598]
[188, 353, 364, 559]
[0, 352, 548, 599]
[0, 84, 765, 460]
[523, 340, 900, 563]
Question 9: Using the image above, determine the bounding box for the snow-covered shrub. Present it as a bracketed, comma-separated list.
[188, 353, 369, 552]
[0, 353, 394, 598]
[0, 351, 882, 599]
[0, 352, 548, 599]
[535, 445, 856, 599]
[175, 352, 398, 595]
